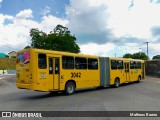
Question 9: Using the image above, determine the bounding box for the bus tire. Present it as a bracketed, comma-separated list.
[137, 76, 141, 83]
[114, 78, 120, 88]
[65, 82, 75, 95]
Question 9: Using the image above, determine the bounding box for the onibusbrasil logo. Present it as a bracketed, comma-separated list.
[2, 112, 42, 117]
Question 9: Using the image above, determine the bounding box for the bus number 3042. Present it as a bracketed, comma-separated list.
[71, 72, 81, 78]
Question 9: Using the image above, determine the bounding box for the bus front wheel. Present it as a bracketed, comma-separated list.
[114, 78, 120, 88]
[65, 82, 75, 95]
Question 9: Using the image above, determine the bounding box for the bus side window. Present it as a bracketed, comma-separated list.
[75, 57, 87, 69]
[130, 61, 134, 69]
[111, 60, 117, 69]
[38, 54, 47, 69]
[134, 62, 138, 69]
[62, 56, 74, 69]
[117, 60, 124, 69]
[139, 62, 141, 69]
[137, 62, 141, 69]
[88, 58, 98, 70]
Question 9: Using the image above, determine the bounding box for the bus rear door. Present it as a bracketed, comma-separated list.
[48, 56, 60, 91]
[124, 62, 130, 82]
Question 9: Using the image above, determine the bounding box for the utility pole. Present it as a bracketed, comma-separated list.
[145, 42, 149, 57]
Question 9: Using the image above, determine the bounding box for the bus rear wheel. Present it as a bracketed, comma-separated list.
[114, 78, 120, 88]
[137, 76, 141, 83]
[65, 82, 75, 95]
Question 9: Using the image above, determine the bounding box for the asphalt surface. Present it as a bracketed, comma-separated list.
[0, 75, 160, 120]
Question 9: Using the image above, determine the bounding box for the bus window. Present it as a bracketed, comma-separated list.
[130, 61, 134, 69]
[55, 58, 60, 74]
[111, 60, 117, 69]
[38, 54, 47, 69]
[88, 59, 98, 69]
[134, 62, 138, 69]
[75, 57, 87, 69]
[62, 56, 74, 69]
[17, 51, 30, 64]
[117, 60, 124, 69]
[137, 62, 141, 69]
[49, 58, 53, 74]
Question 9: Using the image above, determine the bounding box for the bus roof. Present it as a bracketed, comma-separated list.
[108, 57, 144, 61]
[146, 59, 160, 61]
[17, 48, 145, 61]
[17, 48, 99, 58]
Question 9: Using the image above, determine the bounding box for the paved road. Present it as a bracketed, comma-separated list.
[0, 75, 160, 120]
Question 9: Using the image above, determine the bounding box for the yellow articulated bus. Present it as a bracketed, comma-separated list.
[100, 57, 145, 88]
[16, 48, 145, 95]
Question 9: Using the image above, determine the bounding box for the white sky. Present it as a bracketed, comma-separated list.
[0, 0, 160, 59]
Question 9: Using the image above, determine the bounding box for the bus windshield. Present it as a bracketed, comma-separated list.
[17, 51, 30, 64]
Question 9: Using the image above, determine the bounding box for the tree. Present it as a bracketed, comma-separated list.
[152, 55, 160, 59]
[123, 52, 148, 60]
[132, 52, 148, 60]
[30, 28, 47, 49]
[30, 25, 80, 53]
[123, 53, 133, 58]
[24, 46, 31, 49]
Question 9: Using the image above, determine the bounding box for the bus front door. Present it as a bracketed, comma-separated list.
[124, 62, 130, 82]
[48, 57, 60, 90]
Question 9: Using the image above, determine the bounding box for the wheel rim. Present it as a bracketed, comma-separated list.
[138, 77, 140, 81]
[115, 80, 119, 87]
[67, 84, 74, 94]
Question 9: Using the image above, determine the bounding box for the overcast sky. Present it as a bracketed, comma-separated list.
[0, 0, 160, 59]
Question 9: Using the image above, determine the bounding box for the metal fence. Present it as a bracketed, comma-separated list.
[145, 60, 160, 78]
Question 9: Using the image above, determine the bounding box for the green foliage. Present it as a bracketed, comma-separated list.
[123, 53, 133, 58]
[123, 52, 148, 60]
[152, 55, 160, 59]
[30, 25, 80, 53]
[132, 52, 148, 60]
[0, 58, 16, 70]
[24, 46, 31, 49]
